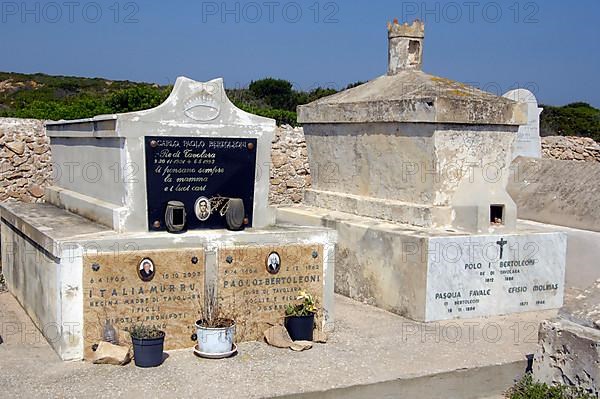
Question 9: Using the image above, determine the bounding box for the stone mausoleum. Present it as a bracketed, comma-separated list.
[0, 19, 567, 363]
[1, 77, 336, 361]
[278, 20, 566, 321]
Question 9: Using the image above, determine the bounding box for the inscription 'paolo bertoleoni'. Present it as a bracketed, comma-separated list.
[223, 274, 321, 288]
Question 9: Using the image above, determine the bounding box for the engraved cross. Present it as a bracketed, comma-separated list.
[496, 238, 508, 260]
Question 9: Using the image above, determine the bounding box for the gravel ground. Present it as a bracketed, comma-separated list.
[0, 291, 554, 399]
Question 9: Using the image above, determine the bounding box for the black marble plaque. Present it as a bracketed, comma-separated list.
[145, 136, 257, 231]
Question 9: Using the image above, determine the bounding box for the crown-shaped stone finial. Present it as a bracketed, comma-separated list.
[387, 19, 425, 39]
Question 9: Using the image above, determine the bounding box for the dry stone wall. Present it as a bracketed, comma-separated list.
[0, 118, 312, 206]
[269, 125, 311, 205]
[0, 118, 51, 203]
[542, 136, 600, 162]
[2, 118, 600, 207]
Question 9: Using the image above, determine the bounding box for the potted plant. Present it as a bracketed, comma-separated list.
[129, 324, 165, 368]
[285, 291, 317, 341]
[194, 288, 236, 356]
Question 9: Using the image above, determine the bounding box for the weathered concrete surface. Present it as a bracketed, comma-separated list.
[388, 20, 424, 73]
[0, 291, 549, 398]
[517, 220, 600, 291]
[278, 206, 566, 322]
[534, 317, 600, 396]
[302, 122, 519, 233]
[534, 282, 600, 396]
[298, 70, 527, 125]
[508, 157, 600, 232]
[561, 282, 600, 330]
[0, 201, 337, 361]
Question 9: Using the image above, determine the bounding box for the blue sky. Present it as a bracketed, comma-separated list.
[1, 0, 599, 107]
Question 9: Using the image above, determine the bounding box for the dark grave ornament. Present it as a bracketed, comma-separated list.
[225, 198, 245, 231]
[145, 136, 257, 231]
[165, 200, 187, 233]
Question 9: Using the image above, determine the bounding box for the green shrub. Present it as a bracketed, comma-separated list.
[506, 374, 595, 399]
[540, 102, 600, 141]
[249, 78, 296, 111]
[106, 86, 170, 113]
[233, 102, 298, 126]
[128, 324, 164, 340]
[285, 291, 317, 317]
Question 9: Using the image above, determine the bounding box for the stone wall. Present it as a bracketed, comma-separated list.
[542, 136, 600, 162]
[269, 125, 311, 205]
[2, 117, 600, 208]
[0, 118, 51, 202]
[0, 118, 311, 207]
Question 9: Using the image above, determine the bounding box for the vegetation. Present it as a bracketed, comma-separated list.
[0, 71, 165, 121]
[128, 324, 164, 340]
[0, 72, 345, 126]
[0, 71, 598, 137]
[540, 102, 600, 142]
[505, 374, 595, 399]
[197, 285, 234, 329]
[285, 291, 317, 317]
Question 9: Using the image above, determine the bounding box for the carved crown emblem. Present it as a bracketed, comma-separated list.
[184, 83, 221, 122]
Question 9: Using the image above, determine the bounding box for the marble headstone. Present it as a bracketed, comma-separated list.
[503, 89, 542, 160]
[425, 233, 566, 321]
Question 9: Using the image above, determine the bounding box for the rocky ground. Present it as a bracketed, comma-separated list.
[542, 136, 600, 162]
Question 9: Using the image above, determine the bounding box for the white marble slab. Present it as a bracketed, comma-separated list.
[425, 232, 566, 321]
[503, 89, 542, 160]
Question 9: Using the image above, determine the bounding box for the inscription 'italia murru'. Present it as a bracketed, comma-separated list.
[88, 284, 197, 298]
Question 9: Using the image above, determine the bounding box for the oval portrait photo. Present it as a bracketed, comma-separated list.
[194, 197, 211, 222]
[266, 252, 281, 275]
[138, 258, 156, 282]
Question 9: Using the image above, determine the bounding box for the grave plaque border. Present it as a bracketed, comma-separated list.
[144, 136, 258, 231]
[82, 248, 205, 359]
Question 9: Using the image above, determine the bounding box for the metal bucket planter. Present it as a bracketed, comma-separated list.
[194, 321, 236, 354]
[285, 313, 315, 341]
[131, 332, 165, 368]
